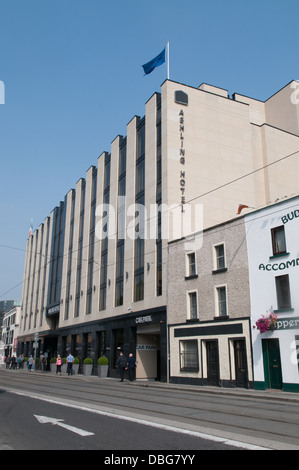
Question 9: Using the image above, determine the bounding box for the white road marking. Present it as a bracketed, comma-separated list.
[34, 414, 94, 437]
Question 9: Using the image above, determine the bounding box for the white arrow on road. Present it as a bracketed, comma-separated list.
[34, 415, 94, 437]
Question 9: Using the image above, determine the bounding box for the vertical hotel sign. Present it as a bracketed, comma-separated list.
[175, 91, 189, 212]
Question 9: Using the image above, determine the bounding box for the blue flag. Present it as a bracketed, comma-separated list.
[142, 47, 166, 75]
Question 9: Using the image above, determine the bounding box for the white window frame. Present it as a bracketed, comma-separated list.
[214, 284, 228, 317]
[186, 251, 197, 277]
[186, 290, 198, 320]
[213, 242, 226, 271]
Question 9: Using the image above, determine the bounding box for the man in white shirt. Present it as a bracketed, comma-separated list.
[67, 353, 74, 376]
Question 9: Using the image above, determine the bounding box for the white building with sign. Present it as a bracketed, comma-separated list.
[245, 196, 299, 393]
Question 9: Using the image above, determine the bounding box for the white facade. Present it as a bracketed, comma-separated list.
[1, 307, 21, 358]
[245, 197, 299, 392]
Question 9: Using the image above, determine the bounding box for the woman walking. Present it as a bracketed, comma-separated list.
[56, 354, 62, 375]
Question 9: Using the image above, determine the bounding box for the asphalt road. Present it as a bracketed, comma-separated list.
[1, 369, 299, 451]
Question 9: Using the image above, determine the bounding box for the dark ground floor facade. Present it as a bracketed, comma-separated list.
[17, 307, 167, 382]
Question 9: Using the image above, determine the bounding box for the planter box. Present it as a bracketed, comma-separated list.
[83, 364, 93, 376]
[50, 363, 56, 373]
[72, 363, 79, 375]
[98, 365, 108, 378]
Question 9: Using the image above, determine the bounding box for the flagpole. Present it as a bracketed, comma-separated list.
[167, 41, 170, 79]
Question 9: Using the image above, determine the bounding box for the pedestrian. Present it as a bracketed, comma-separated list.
[66, 352, 74, 376]
[116, 352, 127, 382]
[11, 356, 16, 370]
[40, 354, 46, 371]
[28, 355, 34, 371]
[5, 355, 11, 369]
[127, 353, 137, 382]
[56, 354, 62, 375]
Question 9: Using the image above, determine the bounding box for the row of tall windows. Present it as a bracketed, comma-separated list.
[134, 120, 145, 302]
[65, 191, 75, 320]
[99, 153, 111, 311]
[22, 216, 50, 331]
[87, 167, 97, 314]
[49, 202, 65, 307]
[115, 140, 127, 306]
[75, 183, 85, 317]
[156, 96, 162, 297]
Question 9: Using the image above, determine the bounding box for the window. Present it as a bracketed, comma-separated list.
[188, 292, 198, 320]
[134, 122, 145, 302]
[214, 244, 225, 270]
[216, 286, 227, 316]
[179, 340, 199, 371]
[271, 226, 286, 256]
[99, 154, 111, 311]
[276, 274, 291, 309]
[115, 141, 126, 307]
[187, 252, 196, 277]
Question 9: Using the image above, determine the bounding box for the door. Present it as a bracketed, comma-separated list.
[206, 341, 219, 386]
[234, 340, 248, 388]
[262, 339, 283, 390]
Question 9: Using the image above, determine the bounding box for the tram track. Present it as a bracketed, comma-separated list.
[1, 369, 299, 447]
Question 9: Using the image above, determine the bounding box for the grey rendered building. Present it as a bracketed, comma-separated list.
[168, 216, 254, 388]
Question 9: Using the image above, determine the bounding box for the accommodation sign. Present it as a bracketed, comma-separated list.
[259, 258, 299, 271]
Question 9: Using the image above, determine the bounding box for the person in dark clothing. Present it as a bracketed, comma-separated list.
[127, 353, 137, 382]
[116, 352, 127, 382]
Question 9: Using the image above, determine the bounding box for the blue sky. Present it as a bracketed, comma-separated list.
[0, 0, 298, 300]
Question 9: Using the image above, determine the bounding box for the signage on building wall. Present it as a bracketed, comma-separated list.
[47, 304, 60, 316]
[259, 258, 299, 272]
[175, 90, 189, 213]
[135, 315, 153, 324]
[281, 209, 299, 225]
[179, 109, 186, 212]
[136, 344, 157, 351]
[275, 317, 299, 331]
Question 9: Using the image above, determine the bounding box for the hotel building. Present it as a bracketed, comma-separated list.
[18, 79, 299, 381]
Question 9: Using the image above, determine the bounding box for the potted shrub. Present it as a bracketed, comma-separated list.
[83, 357, 93, 376]
[73, 356, 80, 375]
[50, 357, 56, 373]
[61, 357, 67, 374]
[97, 356, 109, 378]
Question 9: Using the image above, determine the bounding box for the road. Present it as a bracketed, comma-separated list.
[1, 369, 299, 451]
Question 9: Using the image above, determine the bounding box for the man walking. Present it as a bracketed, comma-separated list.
[66, 352, 74, 376]
[116, 352, 127, 382]
[127, 353, 137, 382]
